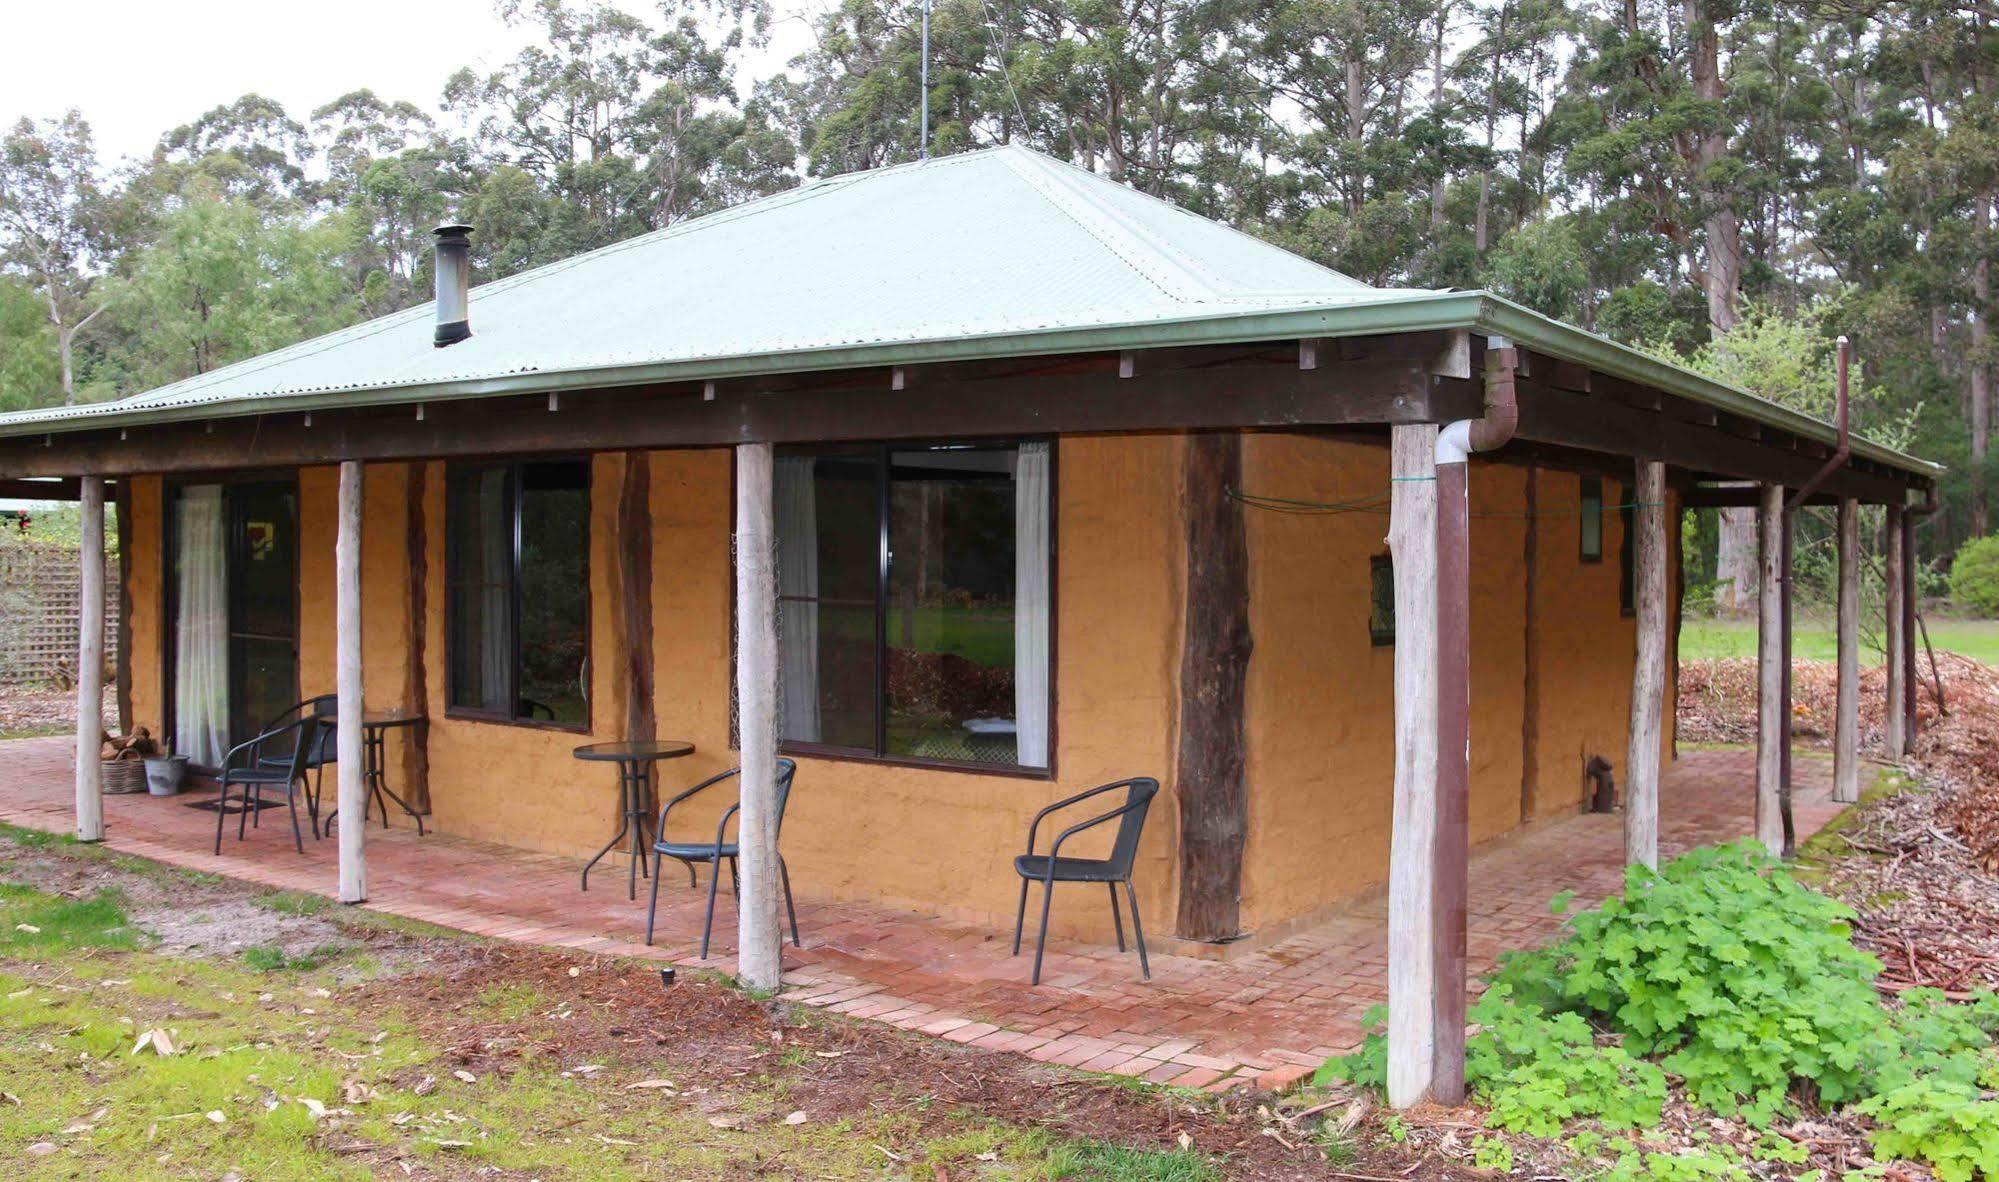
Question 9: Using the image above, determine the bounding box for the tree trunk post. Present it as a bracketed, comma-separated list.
[1884, 505, 1907, 758]
[1833, 499, 1860, 803]
[1755, 484, 1784, 851]
[402, 463, 431, 814]
[619, 452, 657, 744]
[734, 443, 783, 991]
[1387, 423, 1440, 1108]
[1174, 431, 1252, 942]
[1625, 460, 1667, 869]
[114, 479, 133, 736]
[74, 477, 105, 843]
[337, 461, 367, 903]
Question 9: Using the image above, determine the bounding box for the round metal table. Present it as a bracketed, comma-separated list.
[321, 711, 429, 837]
[573, 739, 695, 898]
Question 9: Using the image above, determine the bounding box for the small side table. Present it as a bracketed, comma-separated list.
[573, 739, 695, 899]
[323, 711, 429, 836]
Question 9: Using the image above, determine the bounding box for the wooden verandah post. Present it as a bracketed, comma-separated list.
[336, 460, 367, 903]
[1884, 504, 1907, 758]
[73, 477, 105, 843]
[1625, 460, 1668, 869]
[734, 442, 784, 991]
[1386, 424, 1440, 1107]
[1755, 484, 1785, 851]
[1833, 499, 1861, 803]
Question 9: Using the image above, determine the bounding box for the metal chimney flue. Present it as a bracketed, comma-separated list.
[432, 224, 473, 347]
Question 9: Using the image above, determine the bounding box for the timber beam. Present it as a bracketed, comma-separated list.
[1504, 378, 1913, 504]
[0, 351, 1461, 478]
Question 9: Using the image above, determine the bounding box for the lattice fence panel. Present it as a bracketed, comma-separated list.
[0, 544, 120, 688]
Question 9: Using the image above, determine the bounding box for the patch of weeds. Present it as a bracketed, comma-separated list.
[1042, 1138, 1221, 1181]
[252, 889, 334, 917]
[335, 907, 464, 941]
[1471, 1133, 1515, 1172]
[240, 942, 349, 973]
[0, 883, 143, 952]
[1313, 1121, 1357, 1164]
[476, 981, 550, 1021]
[0, 821, 76, 850]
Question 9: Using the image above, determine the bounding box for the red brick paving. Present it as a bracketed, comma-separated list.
[0, 738, 1841, 1090]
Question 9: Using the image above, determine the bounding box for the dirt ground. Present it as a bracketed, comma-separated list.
[0, 827, 1471, 1181]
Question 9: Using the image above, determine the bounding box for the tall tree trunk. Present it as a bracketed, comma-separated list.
[1428, 3, 1450, 232]
[1682, 0, 1755, 608]
[1475, 7, 1505, 254]
[1685, 0, 1742, 332]
[1973, 191, 1992, 537]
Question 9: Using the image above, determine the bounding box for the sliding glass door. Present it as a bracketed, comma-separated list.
[168, 479, 298, 765]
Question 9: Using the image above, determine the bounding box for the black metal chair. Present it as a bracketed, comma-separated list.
[213, 716, 323, 855]
[645, 759, 800, 959]
[257, 695, 337, 836]
[1012, 777, 1159, 986]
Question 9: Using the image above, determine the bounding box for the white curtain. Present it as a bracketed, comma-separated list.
[775, 457, 821, 742]
[474, 468, 513, 710]
[173, 485, 229, 766]
[1013, 442, 1051, 768]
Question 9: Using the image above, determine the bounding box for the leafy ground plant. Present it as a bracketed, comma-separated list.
[1319, 841, 1999, 1179]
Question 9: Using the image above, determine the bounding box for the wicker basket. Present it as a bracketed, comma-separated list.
[102, 758, 147, 795]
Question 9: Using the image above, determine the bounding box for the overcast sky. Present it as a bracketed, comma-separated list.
[0, 0, 824, 168]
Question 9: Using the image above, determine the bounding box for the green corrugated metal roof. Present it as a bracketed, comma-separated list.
[0, 144, 1937, 479]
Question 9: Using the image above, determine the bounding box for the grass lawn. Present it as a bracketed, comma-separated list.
[0, 825, 1403, 1181]
[1679, 614, 1999, 665]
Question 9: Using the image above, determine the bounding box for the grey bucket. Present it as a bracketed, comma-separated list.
[144, 755, 188, 797]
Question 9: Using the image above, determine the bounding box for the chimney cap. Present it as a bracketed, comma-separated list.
[434, 223, 473, 241]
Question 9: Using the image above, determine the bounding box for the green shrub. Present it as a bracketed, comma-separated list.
[1490, 842, 1887, 1122]
[1319, 988, 1666, 1137]
[1950, 536, 1999, 617]
[1858, 1080, 1999, 1182]
[1317, 841, 1999, 1177]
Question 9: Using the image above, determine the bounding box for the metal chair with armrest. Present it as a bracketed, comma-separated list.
[213, 715, 323, 856]
[645, 759, 800, 959]
[1012, 776, 1160, 986]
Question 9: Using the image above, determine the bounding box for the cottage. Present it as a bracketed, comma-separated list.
[0, 145, 1937, 1107]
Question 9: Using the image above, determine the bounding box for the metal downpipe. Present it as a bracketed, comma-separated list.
[1430, 338, 1519, 1104]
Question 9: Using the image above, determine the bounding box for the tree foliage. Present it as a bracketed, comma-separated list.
[1, 0, 1995, 571]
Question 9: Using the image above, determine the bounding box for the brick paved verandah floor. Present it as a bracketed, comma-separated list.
[0, 737, 1842, 1092]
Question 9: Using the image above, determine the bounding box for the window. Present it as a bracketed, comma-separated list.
[1369, 554, 1395, 646]
[773, 441, 1052, 771]
[1579, 476, 1604, 562]
[446, 460, 591, 726]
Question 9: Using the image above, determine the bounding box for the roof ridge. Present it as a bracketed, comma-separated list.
[994, 149, 1217, 304]
[1004, 147, 1376, 295]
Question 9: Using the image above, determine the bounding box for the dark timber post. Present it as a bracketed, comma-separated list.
[1174, 431, 1252, 942]
[403, 462, 432, 814]
[618, 452, 657, 744]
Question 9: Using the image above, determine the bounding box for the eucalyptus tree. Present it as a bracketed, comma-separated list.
[0, 111, 111, 403]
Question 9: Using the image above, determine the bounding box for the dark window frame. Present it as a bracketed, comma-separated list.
[1369, 553, 1396, 646]
[754, 438, 1058, 780]
[443, 457, 594, 733]
[1579, 476, 1605, 563]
